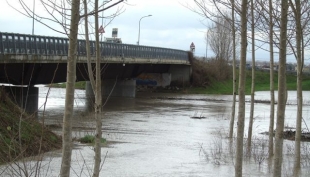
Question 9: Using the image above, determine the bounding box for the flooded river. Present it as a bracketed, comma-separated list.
[2, 87, 310, 176]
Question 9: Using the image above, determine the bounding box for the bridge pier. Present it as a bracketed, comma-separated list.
[169, 65, 192, 86]
[3, 86, 38, 117]
[86, 79, 136, 110]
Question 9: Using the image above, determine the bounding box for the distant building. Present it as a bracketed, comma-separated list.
[295, 66, 310, 74]
[104, 37, 122, 44]
[246, 63, 251, 70]
[274, 64, 295, 72]
[303, 66, 310, 73]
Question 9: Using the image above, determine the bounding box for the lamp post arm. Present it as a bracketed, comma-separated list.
[137, 15, 152, 45]
[138, 17, 143, 45]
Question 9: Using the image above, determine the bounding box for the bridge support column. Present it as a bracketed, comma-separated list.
[3, 86, 38, 117]
[102, 79, 136, 98]
[169, 65, 192, 86]
[86, 79, 136, 110]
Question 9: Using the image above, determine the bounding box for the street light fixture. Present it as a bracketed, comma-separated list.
[137, 15, 152, 45]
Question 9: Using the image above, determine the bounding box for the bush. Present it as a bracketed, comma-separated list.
[79, 135, 106, 144]
[190, 54, 232, 87]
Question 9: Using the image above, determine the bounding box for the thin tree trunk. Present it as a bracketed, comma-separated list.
[235, 0, 248, 176]
[293, 0, 302, 175]
[83, 1, 103, 176]
[229, 0, 237, 139]
[93, 0, 103, 176]
[294, 52, 303, 177]
[247, 0, 255, 154]
[83, 0, 96, 92]
[60, 0, 80, 176]
[268, 0, 275, 160]
[273, 1, 288, 176]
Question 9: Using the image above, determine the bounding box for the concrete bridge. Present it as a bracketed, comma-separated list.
[0, 32, 192, 115]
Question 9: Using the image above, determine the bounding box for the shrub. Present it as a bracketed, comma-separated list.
[79, 135, 106, 144]
[190, 54, 232, 87]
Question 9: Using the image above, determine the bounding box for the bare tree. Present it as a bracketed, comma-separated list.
[93, 0, 103, 176]
[290, 1, 303, 175]
[246, 0, 259, 154]
[11, 0, 124, 176]
[268, 0, 276, 160]
[188, 1, 240, 140]
[8, 1, 80, 176]
[188, 3, 251, 176]
[82, 1, 124, 176]
[83, 1, 103, 176]
[288, 0, 310, 175]
[273, 0, 289, 176]
[255, 1, 286, 165]
[60, 0, 80, 176]
[235, 0, 248, 176]
[229, 0, 237, 139]
[207, 14, 234, 61]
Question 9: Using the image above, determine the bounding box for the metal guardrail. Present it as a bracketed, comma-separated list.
[0, 32, 189, 61]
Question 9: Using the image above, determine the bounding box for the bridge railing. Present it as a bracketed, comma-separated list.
[0, 32, 188, 61]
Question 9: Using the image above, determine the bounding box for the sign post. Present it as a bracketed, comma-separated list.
[99, 25, 105, 34]
[112, 28, 118, 38]
[190, 42, 195, 53]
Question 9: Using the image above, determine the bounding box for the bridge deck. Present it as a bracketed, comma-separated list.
[0, 32, 190, 65]
[0, 55, 190, 65]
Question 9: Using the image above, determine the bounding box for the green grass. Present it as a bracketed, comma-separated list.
[186, 70, 310, 95]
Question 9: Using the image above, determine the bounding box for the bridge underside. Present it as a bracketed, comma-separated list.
[0, 63, 171, 85]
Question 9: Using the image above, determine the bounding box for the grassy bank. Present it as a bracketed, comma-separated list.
[187, 70, 310, 95]
[0, 90, 62, 164]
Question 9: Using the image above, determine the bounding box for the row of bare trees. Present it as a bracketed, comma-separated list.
[191, 0, 309, 176]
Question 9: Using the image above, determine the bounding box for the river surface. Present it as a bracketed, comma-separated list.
[2, 87, 310, 176]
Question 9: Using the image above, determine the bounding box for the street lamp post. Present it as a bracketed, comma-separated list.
[137, 15, 152, 45]
[32, 0, 35, 35]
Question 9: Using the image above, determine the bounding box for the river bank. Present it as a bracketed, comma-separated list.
[0, 89, 62, 165]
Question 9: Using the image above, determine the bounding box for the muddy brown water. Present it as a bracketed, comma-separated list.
[2, 87, 310, 176]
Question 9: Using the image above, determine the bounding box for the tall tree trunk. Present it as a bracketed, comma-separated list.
[293, 45, 303, 177]
[292, 0, 303, 175]
[93, 0, 103, 176]
[268, 0, 275, 159]
[60, 0, 80, 176]
[83, 0, 96, 92]
[229, 0, 237, 139]
[273, 1, 288, 176]
[235, 0, 248, 176]
[247, 0, 255, 154]
[83, 1, 103, 176]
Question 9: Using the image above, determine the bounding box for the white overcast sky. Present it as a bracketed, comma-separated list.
[0, 0, 301, 63]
